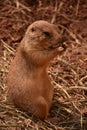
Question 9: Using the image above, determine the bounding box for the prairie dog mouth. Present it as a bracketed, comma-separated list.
[47, 42, 67, 52]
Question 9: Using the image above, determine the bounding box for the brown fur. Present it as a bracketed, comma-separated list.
[7, 20, 66, 120]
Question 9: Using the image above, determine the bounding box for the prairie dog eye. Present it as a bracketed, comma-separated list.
[43, 31, 51, 38]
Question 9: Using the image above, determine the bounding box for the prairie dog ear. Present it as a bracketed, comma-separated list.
[27, 25, 36, 33]
[31, 27, 36, 32]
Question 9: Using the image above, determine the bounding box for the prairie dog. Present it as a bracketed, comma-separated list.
[7, 20, 66, 120]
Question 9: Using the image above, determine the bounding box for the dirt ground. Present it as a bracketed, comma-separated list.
[0, 0, 87, 130]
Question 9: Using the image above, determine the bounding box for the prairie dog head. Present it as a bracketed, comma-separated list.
[20, 21, 67, 65]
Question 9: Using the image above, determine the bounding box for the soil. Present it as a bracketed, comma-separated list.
[0, 0, 87, 130]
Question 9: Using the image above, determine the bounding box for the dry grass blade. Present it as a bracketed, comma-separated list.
[44, 120, 62, 130]
[1, 39, 15, 55]
[58, 57, 78, 77]
[53, 81, 71, 99]
[78, 75, 87, 86]
[76, 0, 80, 16]
[58, 24, 81, 45]
[15, 0, 20, 9]
[58, 13, 79, 23]
[79, 75, 87, 83]
[58, 76, 70, 86]
[67, 86, 87, 90]
[0, 124, 20, 128]
[51, 1, 64, 24]
[53, 80, 81, 114]
[58, 57, 72, 66]
[15, 0, 32, 12]
[51, 0, 58, 24]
